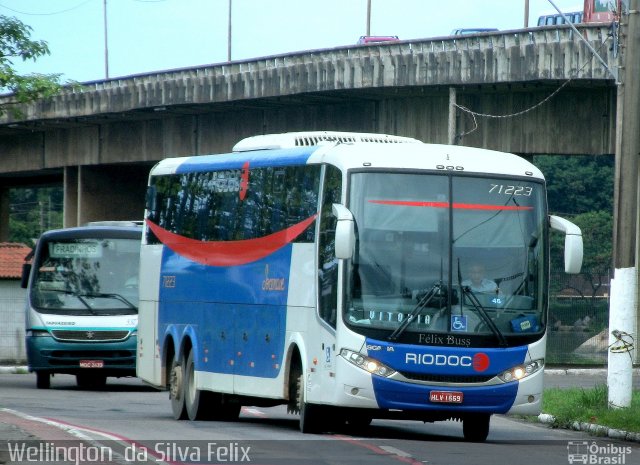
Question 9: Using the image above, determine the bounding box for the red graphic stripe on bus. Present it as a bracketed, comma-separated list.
[146, 215, 317, 267]
[368, 200, 533, 211]
[369, 200, 449, 208]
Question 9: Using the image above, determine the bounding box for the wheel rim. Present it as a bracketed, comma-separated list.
[187, 359, 196, 403]
[170, 365, 183, 401]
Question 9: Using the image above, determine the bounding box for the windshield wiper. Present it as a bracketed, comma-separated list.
[461, 287, 508, 347]
[388, 282, 444, 341]
[78, 292, 136, 309]
[41, 288, 97, 314]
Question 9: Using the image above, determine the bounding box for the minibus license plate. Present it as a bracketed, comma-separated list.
[429, 390, 463, 403]
[80, 360, 104, 368]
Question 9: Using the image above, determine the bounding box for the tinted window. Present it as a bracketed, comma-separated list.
[147, 165, 320, 244]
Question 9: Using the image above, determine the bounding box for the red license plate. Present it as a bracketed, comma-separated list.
[79, 360, 104, 368]
[429, 390, 463, 403]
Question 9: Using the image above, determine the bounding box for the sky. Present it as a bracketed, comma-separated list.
[0, 0, 586, 83]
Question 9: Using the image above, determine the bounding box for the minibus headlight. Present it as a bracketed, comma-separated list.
[498, 359, 544, 382]
[340, 348, 396, 378]
[26, 330, 50, 337]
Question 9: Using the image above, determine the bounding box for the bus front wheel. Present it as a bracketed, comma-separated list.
[36, 371, 50, 389]
[297, 373, 324, 434]
[169, 353, 188, 420]
[463, 413, 491, 442]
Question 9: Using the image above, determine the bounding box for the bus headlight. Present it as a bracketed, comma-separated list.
[340, 349, 396, 378]
[25, 330, 50, 337]
[498, 359, 544, 382]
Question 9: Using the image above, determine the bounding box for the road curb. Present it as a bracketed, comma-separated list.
[0, 366, 28, 374]
[538, 413, 640, 443]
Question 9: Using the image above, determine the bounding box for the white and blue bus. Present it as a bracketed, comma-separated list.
[23, 222, 142, 389]
[136, 132, 583, 441]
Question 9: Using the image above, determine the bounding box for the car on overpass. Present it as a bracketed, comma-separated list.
[450, 28, 499, 35]
[357, 35, 400, 45]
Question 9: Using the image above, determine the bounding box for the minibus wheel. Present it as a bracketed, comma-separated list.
[36, 371, 50, 389]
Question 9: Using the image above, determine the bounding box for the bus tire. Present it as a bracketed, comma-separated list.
[36, 371, 50, 389]
[297, 373, 324, 434]
[463, 413, 491, 442]
[169, 353, 188, 420]
[184, 350, 214, 421]
[76, 373, 107, 389]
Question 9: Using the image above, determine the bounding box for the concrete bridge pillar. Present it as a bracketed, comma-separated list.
[63, 167, 78, 228]
[63, 164, 150, 227]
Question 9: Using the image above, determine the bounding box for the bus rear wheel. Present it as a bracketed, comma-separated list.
[169, 353, 188, 420]
[463, 413, 491, 442]
[184, 350, 241, 421]
[36, 371, 50, 389]
[184, 350, 215, 420]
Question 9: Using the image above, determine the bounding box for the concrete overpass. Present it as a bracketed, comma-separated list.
[0, 24, 619, 231]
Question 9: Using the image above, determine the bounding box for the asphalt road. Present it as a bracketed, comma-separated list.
[1, 370, 638, 465]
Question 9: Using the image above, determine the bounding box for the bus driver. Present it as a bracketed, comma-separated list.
[462, 263, 498, 293]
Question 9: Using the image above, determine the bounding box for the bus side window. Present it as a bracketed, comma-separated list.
[318, 165, 342, 328]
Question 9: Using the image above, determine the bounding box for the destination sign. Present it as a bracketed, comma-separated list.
[49, 242, 102, 258]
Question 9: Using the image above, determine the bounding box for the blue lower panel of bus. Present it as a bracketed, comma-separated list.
[159, 244, 292, 379]
[26, 335, 137, 375]
[371, 376, 518, 413]
[161, 302, 285, 378]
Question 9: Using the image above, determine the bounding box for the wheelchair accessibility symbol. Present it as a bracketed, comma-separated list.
[451, 315, 468, 332]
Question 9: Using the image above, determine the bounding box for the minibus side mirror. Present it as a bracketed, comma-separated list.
[20, 263, 31, 289]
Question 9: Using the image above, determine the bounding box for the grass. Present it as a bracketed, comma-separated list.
[539, 385, 640, 433]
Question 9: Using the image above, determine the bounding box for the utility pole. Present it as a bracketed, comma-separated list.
[366, 0, 371, 36]
[103, 0, 109, 79]
[524, 0, 530, 27]
[227, 0, 232, 61]
[609, 0, 639, 409]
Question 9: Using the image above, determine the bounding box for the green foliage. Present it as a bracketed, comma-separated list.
[535, 155, 614, 272]
[0, 15, 67, 115]
[9, 187, 63, 246]
[534, 155, 614, 215]
[542, 385, 640, 433]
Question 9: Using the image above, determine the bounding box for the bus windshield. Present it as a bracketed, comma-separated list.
[30, 237, 140, 315]
[344, 171, 546, 346]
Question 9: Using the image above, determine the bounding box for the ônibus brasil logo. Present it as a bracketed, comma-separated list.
[405, 352, 490, 372]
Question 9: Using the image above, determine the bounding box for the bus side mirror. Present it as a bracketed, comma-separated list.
[550, 215, 583, 274]
[20, 263, 31, 289]
[332, 203, 355, 259]
[145, 185, 157, 212]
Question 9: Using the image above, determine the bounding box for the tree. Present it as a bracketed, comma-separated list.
[0, 15, 66, 115]
[533, 155, 614, 215]
[534, 154, 614, 273]
[9, 187, 63, 246]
